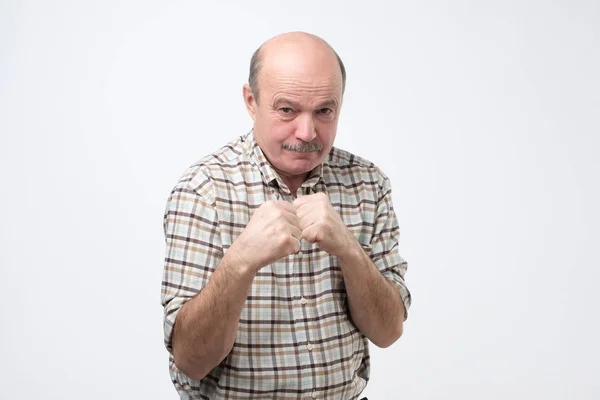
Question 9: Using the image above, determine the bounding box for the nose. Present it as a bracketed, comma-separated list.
[294, 113, 316, 142]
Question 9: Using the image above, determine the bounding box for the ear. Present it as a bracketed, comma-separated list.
[243, 84, 257, 121]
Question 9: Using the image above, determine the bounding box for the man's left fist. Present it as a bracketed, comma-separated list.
[292, 193, 355, 257]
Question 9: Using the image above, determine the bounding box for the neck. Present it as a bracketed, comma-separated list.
[281, 174, 308, 197]
[276, 171, 309, 196]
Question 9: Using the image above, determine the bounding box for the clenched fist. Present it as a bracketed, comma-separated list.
[292, 193, 355, 257]
[228, 200, 302, 273]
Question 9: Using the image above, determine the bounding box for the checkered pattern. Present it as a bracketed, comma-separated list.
[161, 131, 411, 399]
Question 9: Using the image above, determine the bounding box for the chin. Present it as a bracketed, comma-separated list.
[282, 158, 321, 175]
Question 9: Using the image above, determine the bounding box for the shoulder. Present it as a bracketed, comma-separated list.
[328, 146, 376, 169]
[326, 146, 390, 190]
[169, 135, 249, 203]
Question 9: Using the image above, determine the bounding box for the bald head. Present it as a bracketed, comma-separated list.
[248, 32, 346, 103]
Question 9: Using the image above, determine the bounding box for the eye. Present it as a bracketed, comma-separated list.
[279, 107, 293, 114]
[317, 108, 333, 115]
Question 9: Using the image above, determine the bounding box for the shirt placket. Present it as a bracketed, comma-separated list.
[297, 185, 323, 398]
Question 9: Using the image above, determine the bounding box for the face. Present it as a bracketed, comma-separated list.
[243, 53, 343, 181]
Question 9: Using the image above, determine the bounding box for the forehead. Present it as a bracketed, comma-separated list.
[259, 43, 343, 102]
[264, 73, 341, 99]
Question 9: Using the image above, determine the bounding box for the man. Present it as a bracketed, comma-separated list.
[161, 32, 411, 399]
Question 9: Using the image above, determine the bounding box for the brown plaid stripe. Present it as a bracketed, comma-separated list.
[162, 131, 411, 399]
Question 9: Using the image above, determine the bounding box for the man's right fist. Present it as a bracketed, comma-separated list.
[228, 200, 302, 273]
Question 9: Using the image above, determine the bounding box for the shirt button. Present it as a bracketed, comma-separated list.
[297, 250, 303, 258]
[300, 297, 308, 305]
[311, 390, 318, 399]
[307, 342, 314, 351]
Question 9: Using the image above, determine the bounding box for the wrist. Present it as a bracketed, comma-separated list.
[222, 245, 259, 278]
[334, 234, 365, 264]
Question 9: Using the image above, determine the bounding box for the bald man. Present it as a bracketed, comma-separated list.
[161, 32, 411, 400]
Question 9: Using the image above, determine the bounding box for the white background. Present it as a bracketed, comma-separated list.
[1, 0, 599, 399]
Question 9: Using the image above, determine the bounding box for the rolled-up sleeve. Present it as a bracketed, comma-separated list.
[368, 172, 412, 321]
[161, 181, 223, 355]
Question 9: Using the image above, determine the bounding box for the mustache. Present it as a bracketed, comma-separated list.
[282, 142, 323, 153]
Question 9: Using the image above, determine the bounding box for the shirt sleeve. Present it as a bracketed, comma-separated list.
[368, 172, 412, 321]
[161, 181, 223, 355]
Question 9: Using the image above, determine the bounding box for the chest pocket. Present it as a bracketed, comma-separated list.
[337, 203, 373, 250]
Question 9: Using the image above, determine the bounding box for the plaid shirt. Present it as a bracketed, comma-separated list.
[161, 131, 411, 399]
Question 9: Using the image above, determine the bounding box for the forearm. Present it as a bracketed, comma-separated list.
[338, 240, 405, 348]
[172, 252, 256, 380]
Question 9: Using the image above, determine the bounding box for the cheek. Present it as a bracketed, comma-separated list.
[255, 113, 293, 151]
[267, 116, 297, 141]
[316, 122, 338, 146]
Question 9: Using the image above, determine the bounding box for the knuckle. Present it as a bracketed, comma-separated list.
[278, 230, 291, 242]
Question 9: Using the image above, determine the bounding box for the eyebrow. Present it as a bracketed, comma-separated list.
[273, 97, 338, 110]
[315, 99, 338, 110]
[273, 98, 301, 109]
